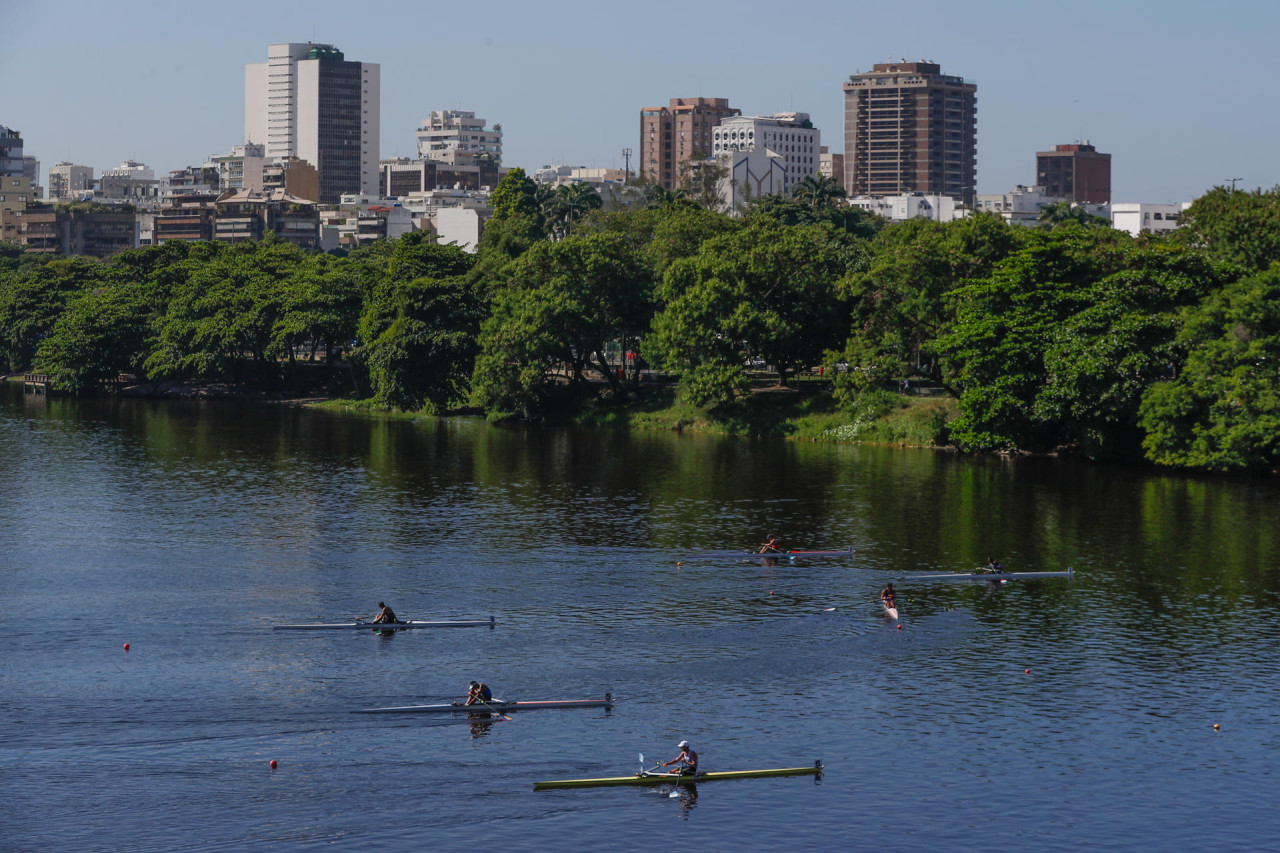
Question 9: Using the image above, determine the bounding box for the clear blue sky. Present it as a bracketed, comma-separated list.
[4, 0, 1276, 203]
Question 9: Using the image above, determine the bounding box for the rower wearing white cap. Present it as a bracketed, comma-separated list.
[464, 681, 492, 705]
[662, 740, 699, 774]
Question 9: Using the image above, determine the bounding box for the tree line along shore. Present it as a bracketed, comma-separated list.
[2, 172, 1279, 474]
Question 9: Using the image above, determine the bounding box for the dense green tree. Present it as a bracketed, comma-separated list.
[1173, 185, 1280, 271]
[746, 194, 883, 240]
[34, 283, 152, 392]
[359, 236, 474, 348]
[489, 167, 539, 222]
[831, 212, 1020, 402]
[1140, 264, 1280, 471]
[940, 228, 1224, 455]
[0, 257, 107, 372]
[271, 253, 363, 363]
[362, 274, 481, 411]
[645, 221, 852, 405]
[144, 237, 305, 382]
[471, 232, 652, 419]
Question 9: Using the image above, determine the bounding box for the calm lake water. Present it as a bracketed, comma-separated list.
[2, 382, 1278, 851]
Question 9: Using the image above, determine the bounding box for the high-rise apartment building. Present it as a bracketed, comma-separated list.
[244, 42, 380, 204]
[842, 62, 977, 204]
[640, 97, 740, 190]
[1036, 142, 1111, 204]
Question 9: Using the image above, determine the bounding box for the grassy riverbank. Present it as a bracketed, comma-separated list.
[306, 385, 958, 448]
[575, 386, 956, 446]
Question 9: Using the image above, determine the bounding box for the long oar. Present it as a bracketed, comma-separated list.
[478, 696, 511, 721]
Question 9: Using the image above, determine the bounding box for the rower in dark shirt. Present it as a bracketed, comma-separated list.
[465, 681, 493, 705]
[371, 602, 398, 624]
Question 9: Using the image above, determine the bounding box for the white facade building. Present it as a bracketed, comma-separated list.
[414, 110, 502, 169]
[245, 43, 380, 203]
[1110, 202, 1191, 237]
[975, 185, 1064, 225]
[711, 112, 820, 195]
[716, 149, 787, 214]
[847, 193, 966, 223]
[102, 160, 155, 182]
[973, 185, 1107, 226]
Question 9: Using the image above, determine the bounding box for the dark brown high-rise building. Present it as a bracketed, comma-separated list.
[1036, 143, 1111, 204]
[640, 97, 740, 190]
[842, 62, 977, 204]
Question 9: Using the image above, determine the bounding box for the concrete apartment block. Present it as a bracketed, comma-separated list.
[843, 61, 977, 205]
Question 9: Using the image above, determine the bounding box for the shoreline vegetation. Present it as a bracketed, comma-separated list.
[4, 177, 1280, 473]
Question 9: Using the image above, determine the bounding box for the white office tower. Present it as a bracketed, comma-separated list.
[712, 112, 820, 194]
[245, 43, 380, 203]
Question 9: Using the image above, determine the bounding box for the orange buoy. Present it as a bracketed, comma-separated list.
[270, 759, 277, 769]
[123, 643, 130, 651]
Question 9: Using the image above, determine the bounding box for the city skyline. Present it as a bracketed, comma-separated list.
[3, 0, 1276, 204]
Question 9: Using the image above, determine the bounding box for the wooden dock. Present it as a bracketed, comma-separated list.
[23, 374, 52, 394]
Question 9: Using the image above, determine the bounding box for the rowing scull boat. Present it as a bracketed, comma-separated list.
[534, 761, 824, 790]
[905, 568, 1074, 582]
[273, 616, 495, 631]
[354, 695, 612, 714]
[690, 547, 854, 560]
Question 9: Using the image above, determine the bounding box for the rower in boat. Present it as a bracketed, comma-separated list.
[982, 557, 1003, 574]
[464, 681, 493, 706]
[759, 536, 782, 554]
[881, 583, 897, 610]
[661, 740, 699, 775]
[371, 601, 399, 624]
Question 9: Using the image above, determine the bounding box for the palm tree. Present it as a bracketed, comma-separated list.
[1037, 200, 1110, 230]
[542, 183, 602, 239]
[791, 174, 846, 209]
[643, 184, 693, 209]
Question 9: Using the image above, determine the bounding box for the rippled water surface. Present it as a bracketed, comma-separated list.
[2, 384, 1278, 851]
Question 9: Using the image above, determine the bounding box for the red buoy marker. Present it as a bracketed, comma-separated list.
[1025, 669, 1030, 674]
[270, 760, 277, 769]
[123, 643, 130, 651]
